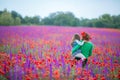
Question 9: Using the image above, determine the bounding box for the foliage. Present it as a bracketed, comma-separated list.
[0, 9, 120, 28]
[0, 9, 14, 26]
[14, 17, 21, 25]
[41, 12, 80, 26]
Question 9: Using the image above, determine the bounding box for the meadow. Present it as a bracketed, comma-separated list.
[0, 26, 120, 80]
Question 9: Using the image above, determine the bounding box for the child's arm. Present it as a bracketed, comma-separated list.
[75, 40, 84, 46]
[71, 37, 75, 46]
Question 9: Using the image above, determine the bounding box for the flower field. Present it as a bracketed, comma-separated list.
[0, 26, 120, 80]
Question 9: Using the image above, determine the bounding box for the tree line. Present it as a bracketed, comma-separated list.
[0, 9, 120, 28]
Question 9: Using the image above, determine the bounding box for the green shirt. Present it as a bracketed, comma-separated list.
[72, 40, 94, 58]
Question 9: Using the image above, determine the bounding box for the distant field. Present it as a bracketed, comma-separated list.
[0, 26, 120, 80]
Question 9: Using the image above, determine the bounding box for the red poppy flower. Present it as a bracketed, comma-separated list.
[25, 75, 31, 80]
[0, 69, 5, 75]
[53, 69, 60, 78]
[81, 32, 86, 37]
[100, 76, 105, 80]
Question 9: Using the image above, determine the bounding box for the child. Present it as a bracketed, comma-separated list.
[71, 34, 84, 57]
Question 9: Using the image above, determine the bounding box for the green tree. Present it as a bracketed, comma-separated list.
[71, 18, 80, 26]
[31, 16, 40, 24]
[14, 17, 21, 25]
[0, 9, 14, 26]
[11, 11, 23, 23]
[99, 14, 113, 28]
[112, 15, 120, 28]
[24, 16, 32, 25]
[40, 17, 52, 25]
[79, 18, 89, 26]
[0, 11, 3, 15]
[41, 11, 80, 26]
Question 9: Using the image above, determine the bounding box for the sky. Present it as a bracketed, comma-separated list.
[0, 0, 120, 19]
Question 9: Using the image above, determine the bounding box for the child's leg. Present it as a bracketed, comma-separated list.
[74, 53, 86, 61]
[75, 57, 81, 60]
[82, 59, 88, 68]
[73, 57, 81, 65]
